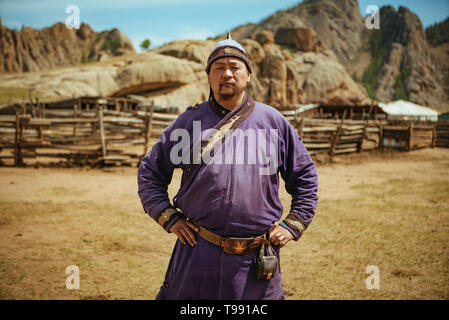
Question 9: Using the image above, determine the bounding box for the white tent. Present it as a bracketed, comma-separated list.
[378, 100, 439, 121]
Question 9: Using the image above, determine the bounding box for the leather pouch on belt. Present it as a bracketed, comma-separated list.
[256, 240, 278, 280]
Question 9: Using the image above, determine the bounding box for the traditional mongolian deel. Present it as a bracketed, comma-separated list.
[137, 93, 319, 299]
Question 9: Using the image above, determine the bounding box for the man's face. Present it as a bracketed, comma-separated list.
[208, 57, 251, 101]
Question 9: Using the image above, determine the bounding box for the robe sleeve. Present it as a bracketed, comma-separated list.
[279, 120, 319, 241]
[137, 120, 182, 232]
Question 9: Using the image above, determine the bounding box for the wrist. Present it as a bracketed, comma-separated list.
[158, 207, 180, 230]
[279, 221, 289, 229]
[279, 220, 300, 241]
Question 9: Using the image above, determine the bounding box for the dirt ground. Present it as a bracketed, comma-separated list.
[0, 147, 448, 299]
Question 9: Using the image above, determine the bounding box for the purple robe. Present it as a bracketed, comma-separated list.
[137, 94, 318, 300]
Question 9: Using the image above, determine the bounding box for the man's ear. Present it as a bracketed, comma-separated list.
[247, 73, 251, 83]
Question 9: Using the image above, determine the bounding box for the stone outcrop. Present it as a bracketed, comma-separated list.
[275, 28, 318, 52]
[230, 0, 365, 64]
[373, 6, 446, 109]
[243, 31, 365, 107]
[226, 0, 448, 110]
[113, 51, 210, 108]
[153, 40, 215, 65]
[114, 35, 365, 109]
[0, 65, 119, 99]
[2, 0, 447, 111]
[0, 37, 366, 110]
[0, 19, 135, 73]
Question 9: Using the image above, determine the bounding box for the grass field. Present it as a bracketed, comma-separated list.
[0, 148, 448, 299]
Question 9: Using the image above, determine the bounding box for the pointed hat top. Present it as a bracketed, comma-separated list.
[205, 31, 252, 74]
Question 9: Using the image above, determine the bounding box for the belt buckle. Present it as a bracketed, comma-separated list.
[222, 237, 260, 255]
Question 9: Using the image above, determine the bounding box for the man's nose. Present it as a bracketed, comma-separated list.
[223, 68, 233, 78]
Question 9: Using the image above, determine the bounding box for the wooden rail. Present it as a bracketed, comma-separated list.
[436, 120, 449, 148]
[283, 112, 384, 156]
[0, 101, 177, 167]
[0, 100, 444, 167]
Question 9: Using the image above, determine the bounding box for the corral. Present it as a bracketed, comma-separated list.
[0, 97, 445, 167]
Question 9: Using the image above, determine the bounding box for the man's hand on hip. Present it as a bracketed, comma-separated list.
[169, 219, 199, 247]
[269, 225, 294, 248]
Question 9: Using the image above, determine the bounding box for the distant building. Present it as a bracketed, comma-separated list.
[300, 96, 387, 120]
[378, 100, 439, 121]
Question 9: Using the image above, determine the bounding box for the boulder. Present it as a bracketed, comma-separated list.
[253, 30, 275, 46]
[114, 52, 205, 97]
[0, 38, 367, 111]
[154, 40, 216, 64]
[275, 28, 317, 52]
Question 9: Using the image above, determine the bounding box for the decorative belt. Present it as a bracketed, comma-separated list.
[187, 218, 269, 255]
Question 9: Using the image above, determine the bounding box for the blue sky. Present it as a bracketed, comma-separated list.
[1, 0, 448, 52]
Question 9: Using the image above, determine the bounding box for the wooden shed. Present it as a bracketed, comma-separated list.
[314, 96, 387, 120]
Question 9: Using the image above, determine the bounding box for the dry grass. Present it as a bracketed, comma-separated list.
[0, 148, 448, 299]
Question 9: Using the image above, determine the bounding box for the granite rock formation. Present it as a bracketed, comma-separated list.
[0, 19, 135, 73]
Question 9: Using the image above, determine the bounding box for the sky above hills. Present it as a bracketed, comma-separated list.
[1, 0, 448, 52]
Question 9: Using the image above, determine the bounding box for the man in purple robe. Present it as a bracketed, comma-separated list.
[137, 34, 318, 300]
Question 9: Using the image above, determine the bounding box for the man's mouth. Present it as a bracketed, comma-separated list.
[220, 82, 235, 87]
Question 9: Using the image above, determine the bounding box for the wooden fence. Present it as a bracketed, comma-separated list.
[282, 110, 383, 156]
[0, 100, 176, 167]
[436, 121, 449, 148]
[283, 110, 438, 154]
[381, 122, 436, 151]
[0, 101, 443, 167]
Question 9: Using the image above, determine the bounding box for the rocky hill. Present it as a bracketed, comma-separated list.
[230, 0, 364, 65]
[426, 17, 449, 112]
[0, 35, 366, 110]
[361, 6, 447, 111]
[228, 0, 448, 111]
[0, 0, 368, 109]
[1, 1, 448, 112]
[0, 18, 135, 73]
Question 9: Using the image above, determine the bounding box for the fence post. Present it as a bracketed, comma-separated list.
[432, 122, 437, 148]
[115, 98, 120, 112]
[379, 122, 384, 151]
[358, 120, 368, 152]
[329, 110, 347, 157]
[329, 124, 342, 158]
[408, 122, 413, 151]
[73, 101, 79, 137]
[98, 104, 107, 158]
[14, 109, 23, 166]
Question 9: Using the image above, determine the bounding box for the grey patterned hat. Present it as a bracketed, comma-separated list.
[205, 33, 252, 74]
